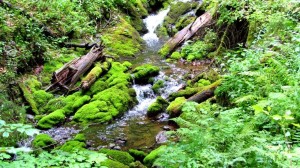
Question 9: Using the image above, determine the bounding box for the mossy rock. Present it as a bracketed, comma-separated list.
[166, 97, 187, 117]
[58, 140, 86, 152]
[24, 76, 42, 92]
[143, 145, 166, 167]
[170, 51, 183, 60]
[99, 149, 134, 165]
[175, 15, 196, 31]
[152, 80, 164, 94]
[73, 100, 113, 124]
[32, 134, 56, 150]
[37, 109, 66, 129]
[73, 133, 86, 142]
[147, 96, 169, 117]
[101, 17, 143, 58]
[101, 159, 129, 168]
[129, 161, 147, 168]
[128, 149, 148, 162]
[158, 43, 172, 57]
[132, 64, 160, 84]
[42, 96, 66, 114]
[32, 90, 54, 111]
[89, 79, 108, 95]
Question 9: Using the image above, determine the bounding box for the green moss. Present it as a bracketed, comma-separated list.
[74, 133, 86, 142]
[147, 96, 169, 117]
[32, 90, 54, 111]
[71, 95, 91, 111]
[32, 134, 56, 150]
[19, 83, 39, 115]
[197, 79, 211, 87]
[158, 44, 171, 57]
[101, 159, 129, 168]
[89, 79, 108, 95]
[73, 100, 112, 123]
[143, 145, 166, 167]
[128, 149, 148, 161]
[168, 87, 202, 101]
[156, 25, 169, 38]
[81, 63, 103, 85]
[132, 64, 160, 83]
[24, 76, 42, 92]
[102, 18, 143, 58]
[170, 51, 182, 60]
[122, 61, 133, 69]
[99, 149, 134, 165]
[152, 80, 164, 94]
[37, 109, 66, 129]
[175, 16, 196, 30]
[166, 97, 187, 117]
[59, 140, 86, 152]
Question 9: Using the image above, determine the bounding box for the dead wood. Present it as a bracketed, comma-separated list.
[46, 46, 104, 92]
[160, 12, 212, 56]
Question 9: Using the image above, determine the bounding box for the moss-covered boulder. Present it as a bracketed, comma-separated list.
[32, 90, 54, 111]
[129, 149, 148, 162]
[59, 140, 86, 152]
[143, 145, 166, 167]
[170, 51, 183, 60]
[73, 133, 86, 142]
[99, 149, 134, 165]
[152, 80, 164, 94]
[101, 159, 129, 168]
[129, 161, 147, 168]
[147, 96, 169, 117]
[32, 134, 56, 150]
[132, 64, 160, 84]
[166, 97, 187, 117]
[37, 109, 66, 129]
[101, 17, 143, 58]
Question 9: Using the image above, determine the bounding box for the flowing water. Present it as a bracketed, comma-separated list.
[22, 7, 207, 151]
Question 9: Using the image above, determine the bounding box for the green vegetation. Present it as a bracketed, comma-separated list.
[32, 134, 56, 150]
[99, 148, 135, 165]
[132, 64, 160, 83]
[1, 0, 299, 167]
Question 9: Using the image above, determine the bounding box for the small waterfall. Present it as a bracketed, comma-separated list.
[142, 8, 170, 47]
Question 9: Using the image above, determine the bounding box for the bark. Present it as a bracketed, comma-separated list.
[161, 12, 212, 56]
[46, 46, 104, 92]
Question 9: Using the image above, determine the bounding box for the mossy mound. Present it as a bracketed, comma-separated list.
[73, 133, 86, 142]
[132, 64, 160, 84]
[32, 134, 56, 150]
[37, 109, 66, 129]
[101, 17, 143, 58]
[129, 149, 148, 162]
[147, 97, 169, 117]
[143, 145, 166, 167]
[58, 140, 86, 152]
[166, 97, 187, 117]
[73, 62, 135, 124]
[170, 51, 183, 60]
[99, 149, 134, 165]
[32, 90, 54, 111]
[152, 80, 164, 94]
[168, 87, 202, 101]
[101, 159, 129, 168]
[129, 161, 147, 168]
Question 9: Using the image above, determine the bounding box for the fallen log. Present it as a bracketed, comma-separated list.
[46, 46, 104, 92]
[159, 12, 212, 57]
[167, 79, 222, 117]
[80, 60, 111, 90]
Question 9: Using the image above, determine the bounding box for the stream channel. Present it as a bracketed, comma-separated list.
[35, 6, 208, 152]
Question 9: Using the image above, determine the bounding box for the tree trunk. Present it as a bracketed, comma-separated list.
[46, 46, 104, 92]
[159, 12, 212, 57]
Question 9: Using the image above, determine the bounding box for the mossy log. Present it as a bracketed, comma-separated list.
[168, 80, 221, 117]
[80, 61, 111, 90]
[159, 12, 212, 57]
[19, 83, 39, 115]
[46, 46, 104, 92]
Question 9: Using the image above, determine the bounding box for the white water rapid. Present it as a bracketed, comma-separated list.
[142, 8, 170, 47]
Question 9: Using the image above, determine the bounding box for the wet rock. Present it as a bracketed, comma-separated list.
[155, 131, 167, 144]
[162, 126, 171, 131]
[132, 64, 160, 84]
[113, 146, 122, 150]
[115, 138, 127, 146]
[147, 96, 169, 117]
[109, 143, 116, 149]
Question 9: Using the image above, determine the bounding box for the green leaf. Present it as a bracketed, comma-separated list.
[2, 132, 9, 138]
[25, 128, 40, 136]
[272, 115, 282, 121]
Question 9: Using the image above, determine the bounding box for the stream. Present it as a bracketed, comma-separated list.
[23, 6, 208, 152]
